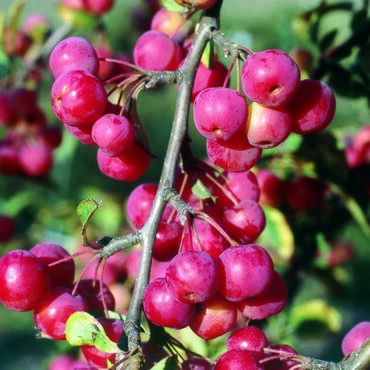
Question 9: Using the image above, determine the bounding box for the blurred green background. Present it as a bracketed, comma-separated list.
[0, 0, 369, 369]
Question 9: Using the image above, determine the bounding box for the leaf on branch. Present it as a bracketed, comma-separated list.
[150, 355, 178, 370]
[161, 0, 189, 12]
[65, 312, 122, 353]
[201, 40, 215, 69]
[192, 179, 217, 202]
[77, 198, 102, 246]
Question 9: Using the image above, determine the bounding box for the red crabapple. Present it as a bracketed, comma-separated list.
[237, 271, 287, 320]
[227, 326, 270, 355]
[222, 200, 266, 244]
[189, 294, 237, 340]
[215, 349, 263, 370]
[0, 250, 51, 311]
[64, 122, 95, 145]
[143, 277, 195, 329]
[34, 287, 88, 340]
[256, 169, 286, 208]
[151, 8, 191, 39]
[165, 250, 219, 303]
[92, 114, 135, 157]
[242, 49, 300, 107]
[218, 244, 274, 302]
[287, 79, 336, 134]
[193, 87, 248, 142]
[342, 321, 370, 356]
[133, 30, 183, 71]
[29, 242, 75, 288]
[51, 69, 107, 127]
[246, 102, 292, 148]
[49, 37, 99, 78]
[97, 140, 151, 181]
[206, 139, 262, 172]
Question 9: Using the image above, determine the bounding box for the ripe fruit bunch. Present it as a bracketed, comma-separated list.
[49, 36, 151, 182]
[0, 88, 62, 177]
[193, 49, 336, 172]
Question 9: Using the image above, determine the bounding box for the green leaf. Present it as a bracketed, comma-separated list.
[150, 355, 178, 370]
[77, 198, 102, 246]
[58, 4, 98, 28]
[291, 299, 342, 338]
[200, 40, 214, 69]
[192, 179, 217, 202]
[257, 206, 294, 265]
[160, 0, 188, 12]
[314, 233, 332, 268]
[65, 312, 122, 354]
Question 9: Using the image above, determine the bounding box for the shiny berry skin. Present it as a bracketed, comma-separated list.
[29, 242, 75, 288]
[193, 87, 248, 142]
[34, 287, 88, 340]
[143, 277, 195, 329]
[218, 244, 274, 302]
[242, 49, 300, 108]
[215, 349, 263, 370]
[92, 113, 135, 157]
[133, 30, 182, 71]
[189, 294, 237, 340]
[206, 139, 262, 172]
[222, 200, 266, 244]
[288, 79, 336, 134]
[246, 102, 292, 149]
[81, 318, 125, 367]
[237, 271, 287, 320]
[165, 250, 219, 304]
[0, 250, 51, 312]
[49, 37, 99, 78]
[51, 69, 107, 127]
[342, 321, 370, 356]
[97, 140, 150, 181]
[227, 326, 269, 354]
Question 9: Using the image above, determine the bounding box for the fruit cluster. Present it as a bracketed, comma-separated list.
[0, 88, 62, 177]
[0, 243, 126, 368]
[49, 36, 151, 181]
[193, 49, 336, 173]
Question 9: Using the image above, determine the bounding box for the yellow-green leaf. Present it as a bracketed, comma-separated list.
[150, 355, 178, 370]
[65, 312, 121, 354]
[77, 198, 102, 246]
[161, 0, 188, 12]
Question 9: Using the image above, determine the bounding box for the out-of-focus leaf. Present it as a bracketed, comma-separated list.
[77, 198, 102, 246]
[150, 355, 178, 370]
[291, 299, 342, 339]
[351, 9, 368, 32]
[314, 233, 332, 268]
[319, 29, 337, 52]
[161, 0, 188, 12]
[58, 4, 98, 28]
[257, 206, 294, 265]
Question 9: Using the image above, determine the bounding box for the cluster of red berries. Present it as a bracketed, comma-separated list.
[0, 88, 62, 177]
[0, 243, 127, 368]
[193, 49, 336, 173]
[49, 36, 151, 182]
